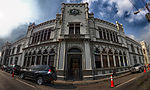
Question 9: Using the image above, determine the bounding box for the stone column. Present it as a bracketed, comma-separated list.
[84, 41, 92, 70]
[34, 56, 37, 65]
[118, 54, 121, 67]
[113, 54, 116, 67]
[102, 29, 104, 39]
[40, 55, 43, 65]
[57, 41, 66, 70]
[101, 54, 103, 68]
[30, 56, 32, 66]
[122, 55, 125, 67]
[25, 57, 28, 67]
[47, 55, 49, 65]
[107, 54, 110, 67]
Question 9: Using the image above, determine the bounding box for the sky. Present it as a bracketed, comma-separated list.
[0, 0, 150, 45]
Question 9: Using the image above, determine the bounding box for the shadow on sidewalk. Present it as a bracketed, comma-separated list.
[44, 83, 77, 89]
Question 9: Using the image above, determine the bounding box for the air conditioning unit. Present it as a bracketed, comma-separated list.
[145, 13, 150, 22]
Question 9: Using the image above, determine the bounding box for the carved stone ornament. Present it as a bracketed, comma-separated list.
[69, 9, 81, 15]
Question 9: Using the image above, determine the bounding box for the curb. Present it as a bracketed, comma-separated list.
[54, 72, 131, 85]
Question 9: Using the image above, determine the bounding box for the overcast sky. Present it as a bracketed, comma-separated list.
[0, 0, 150, 44]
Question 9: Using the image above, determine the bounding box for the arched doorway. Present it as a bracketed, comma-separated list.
[66, 48, 82, 80]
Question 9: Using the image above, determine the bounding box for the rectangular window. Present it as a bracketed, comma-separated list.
[99, 30, 102, 39]
[43, 30, 47, 41]
[69, 23, 80, 35]
[15, 57, 18, 65]
[75, 24, 80, 34]
[47, 29, 51, 40]
[95, 55, 101, 68]
[107, 31, 110, 40]
[103, 30, 106, 40]
[69, 24, 74, 35]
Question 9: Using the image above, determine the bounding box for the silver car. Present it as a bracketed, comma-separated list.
[130, 64, 144, 73]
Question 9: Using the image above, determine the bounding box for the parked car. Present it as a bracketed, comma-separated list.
[130, 64, 144, 73]
[1, 65, 8, 72]
[19, 65, 57, 85]
[7, 64, 21, 74]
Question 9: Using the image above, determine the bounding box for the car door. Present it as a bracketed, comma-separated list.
[25, 66, 33, 78]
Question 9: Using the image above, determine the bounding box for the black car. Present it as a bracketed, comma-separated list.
[19, 65, 57, 85]
[7, 64, 21, 74]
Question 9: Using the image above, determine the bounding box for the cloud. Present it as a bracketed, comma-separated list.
[139, 24, 150, 44]
[81, 0, 98, 7]
[0, 0, 39, 38]
[108, 0, 132, 17]
[127, 34, 135, 40]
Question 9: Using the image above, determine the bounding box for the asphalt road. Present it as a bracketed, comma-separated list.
[0, 70, 149, 90]
[0, 70, 35, 90]
[116, 71, 150, 90]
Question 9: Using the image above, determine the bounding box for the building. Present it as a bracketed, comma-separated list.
[140, 41, 150, 65]
[0, 3, 145, 80]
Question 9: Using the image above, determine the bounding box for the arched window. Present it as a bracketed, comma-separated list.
[119, 51, 124, 66]
[108, 49, 114, 67]
[102, 49, 108, 68]
[36, 50, 42, 65]
[42, 49, 48, 65]
[68, 48, 81, 53]
[123, 52, 127, 66]
[29, 52, 32, 56]
[48, 49, 55, 66]
[95, 48, 101, 68]
[38, 50, 42, 54]
[114, 50, 120, 67]
[43, 49, 48, 54]
[32, 51, 36, 55]
[23, 52, 28, 66]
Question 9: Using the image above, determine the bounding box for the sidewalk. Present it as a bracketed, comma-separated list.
[54, 72, 131, 85]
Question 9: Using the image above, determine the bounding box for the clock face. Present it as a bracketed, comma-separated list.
[69, 9, 80, 15]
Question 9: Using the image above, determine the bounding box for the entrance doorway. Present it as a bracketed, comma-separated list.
[66, 48, 82, 80]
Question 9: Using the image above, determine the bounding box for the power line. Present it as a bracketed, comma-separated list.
[128, 0, 147, 21]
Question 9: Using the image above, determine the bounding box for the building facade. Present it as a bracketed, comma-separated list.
[0, 3, 146, 80]
[140, 41, 150, 65]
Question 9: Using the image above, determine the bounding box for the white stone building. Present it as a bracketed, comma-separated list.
[140, 41, 150, 65]
[0, 3, 145, 80]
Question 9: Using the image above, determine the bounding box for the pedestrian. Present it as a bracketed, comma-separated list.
[112, 68, 117, 76]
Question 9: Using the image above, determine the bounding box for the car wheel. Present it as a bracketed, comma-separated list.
[20, 73, 25, 79]
[37, 77, 44, 85]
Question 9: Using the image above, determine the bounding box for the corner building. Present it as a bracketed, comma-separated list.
[0, 3, 145, 80]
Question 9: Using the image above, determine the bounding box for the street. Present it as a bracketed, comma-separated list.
[0, 70, 149, 90]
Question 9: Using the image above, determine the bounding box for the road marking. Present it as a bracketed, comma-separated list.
[16, 79, 36, 89]
[116, 77, 137, 88]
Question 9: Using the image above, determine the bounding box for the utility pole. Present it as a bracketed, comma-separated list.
[134, 2, 150, 22]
